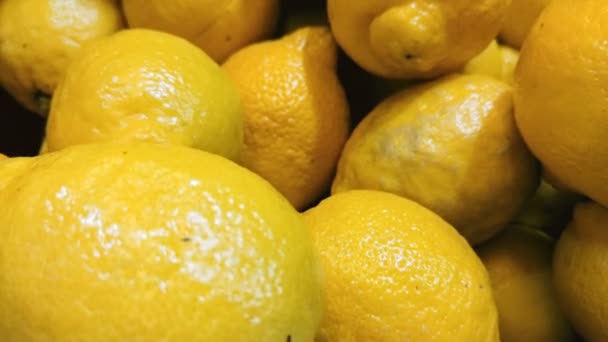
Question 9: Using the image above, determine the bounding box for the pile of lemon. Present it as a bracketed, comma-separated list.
[0, 0, 605, 341]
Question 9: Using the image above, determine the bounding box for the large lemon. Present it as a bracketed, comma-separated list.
[0, 143, 322, 341]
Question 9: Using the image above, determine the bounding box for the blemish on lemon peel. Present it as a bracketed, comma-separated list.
[333, 74, 539, 245]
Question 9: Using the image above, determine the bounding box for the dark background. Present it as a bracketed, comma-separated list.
[0, 88, 45, 157]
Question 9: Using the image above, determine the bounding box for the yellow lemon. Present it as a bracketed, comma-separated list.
[327, 0, 511, 79]
[553, 201, 608, 341]
[303, 190, 499, 341]
[122, 0, 279, 63]
[0, 142, 323, 341]
[514, 0, 608, 208]
[512, 179, 584, 238]
[499, 0, 551, 48]
[476, 226, 574, 342]
[496, 46, 519, 85]
[333, 74, 539, 245]
[222, 27, 349, 211]
[464, 41, 502, 79]
[45, 29, 243, 161]
[0, 0, 124, 116]
[464, 40, 519, 85]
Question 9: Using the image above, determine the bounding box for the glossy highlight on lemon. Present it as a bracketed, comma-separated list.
[0, 143, 323, 341]
[0, 0, 124, 115]
[304, 190, 499, 341]
[45, 29, 243, 161]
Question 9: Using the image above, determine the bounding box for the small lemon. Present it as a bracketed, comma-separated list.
[554, 201, 608, 341]
[222, 27, 349, 211]
[333, 74, 539, 245]
[45, 29, 243, 161]
[464, 40, 519, 85]
[327, 0, 511, 79]
[477, 225, 574, 342]
[122, 0, 279, 62]
[0, 0, 124, 115]
[0, 142, 323, 341]
[304, 190, 499, 341]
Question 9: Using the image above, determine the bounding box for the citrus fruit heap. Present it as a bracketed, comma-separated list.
[1, 0, 608, 340]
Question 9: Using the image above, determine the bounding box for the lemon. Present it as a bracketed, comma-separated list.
[476, 226, 574, 342]
[464, 41, 502, 79]
[514, 0, 608, 208]
[0, 0, 124, 115]
[303, 190, 499, 341]
[499, 0, 551, 48]
[222, 27, 349, 211]
[327, 0, 511, 79]
[45, 29, 243, 161]
[333, 74, 539, 245]
[122, 0, 279, 62]
[554, 201, 608, 341]
[496, 46, 519, 85]
[464, 40, 519, 85]
[512, 179, 584, 238]
[0, 155, 33, 189]
[0, 143, 323, 341]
